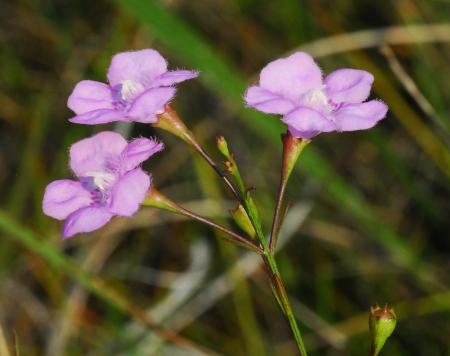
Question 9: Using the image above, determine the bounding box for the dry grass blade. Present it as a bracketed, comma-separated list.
[299, 24, 450, 58]
[115, 240, 210, 356]
[289, 298, 347, 350]
[380, 45, 449, 135]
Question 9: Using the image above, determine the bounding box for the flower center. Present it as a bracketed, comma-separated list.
[300, 88, 332, 113]
[85, 171, 116, 191]
[120, 80, 145, 101]
[82, 171, 116, 206]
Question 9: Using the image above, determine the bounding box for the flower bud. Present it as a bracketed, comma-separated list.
[216, 136, 231, 158]
[230, 204, 256, 239]
[369, 304, 396, 356]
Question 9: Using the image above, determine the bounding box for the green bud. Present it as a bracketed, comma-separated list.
[369, 304, 397, 356]
[230, 204, 256, 239]
[216, 135, 231, 158]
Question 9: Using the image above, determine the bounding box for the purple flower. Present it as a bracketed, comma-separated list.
[67, 49, 198, 125]
[42, 131, 163, 238]
[244, 52, 388, 139]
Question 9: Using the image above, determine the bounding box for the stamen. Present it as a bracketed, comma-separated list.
[304, 89, 327, 105]
[301, 87, 333, 114]
[84, 171, 116, 191]
[120, 80, 145, 101]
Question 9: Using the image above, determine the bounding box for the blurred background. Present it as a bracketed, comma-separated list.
[0, 0, 449, 355]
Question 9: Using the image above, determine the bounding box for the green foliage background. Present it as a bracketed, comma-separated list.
[0, 0, 449, 354]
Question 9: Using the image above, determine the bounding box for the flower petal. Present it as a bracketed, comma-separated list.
[110, 168, 150, 216]
[151, 70, 199, 87]
[63, 207, 113, 238]
[334, 100, 388, 132]
[70, 131, 128, 177]
[121, 138, 164, 171]
[259, 52, 322, 101]
[67, 80, 114, 114]
[107, 49, 168, 87]
[69, 109, 125, 125]
[244, 86, 297, 115]
[282, 107, 336, 139]
[127, 87, 175, 123]
[325, 69, 374, 104]
[42, 180, 91, 220]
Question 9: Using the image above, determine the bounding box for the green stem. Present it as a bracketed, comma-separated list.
[155, 107, 244, 204]
[269, 175, 288, 252]
[244, 200, 307, 355]
[215, 134, 309, 355]
[259, 235, 308, 356]
[143, 189, 263, 254]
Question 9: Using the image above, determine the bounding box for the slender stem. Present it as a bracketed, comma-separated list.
[143, 190, 263, 254]
[274, 269, 307, 356]
[263, 134, 310, 353]
[248, 215, 307, 355]
[184, 134, 244, 204]
[261, 243, 308, 355]
[269, 173, 288, 252]
[176, 204, 263, 254]
[156, 107, 243, 204]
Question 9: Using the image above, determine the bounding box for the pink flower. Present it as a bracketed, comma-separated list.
[244, 52, 388, 139]
[68, 49, 198, 125]
[42, 131, 163, 238]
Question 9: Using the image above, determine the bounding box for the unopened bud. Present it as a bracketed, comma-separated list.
[369, 304, 396, 356]
[230, 204, 256, 238]
[216, 136, 231, 158]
